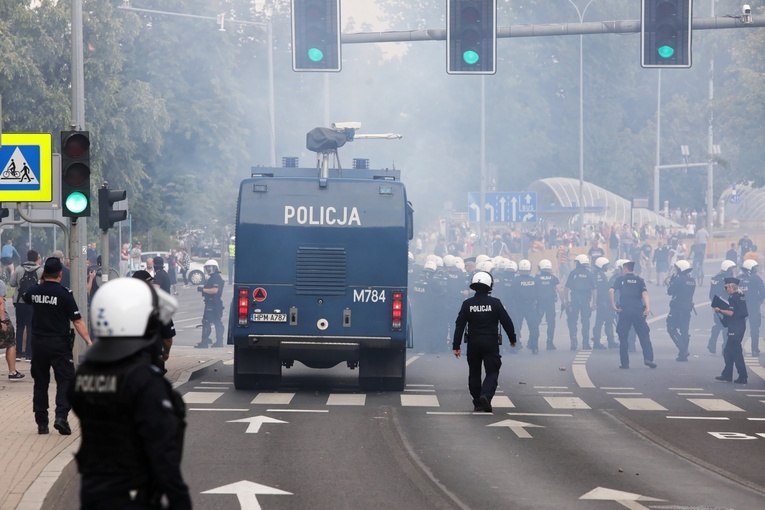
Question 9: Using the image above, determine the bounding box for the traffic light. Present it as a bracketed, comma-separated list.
[0, 204, 9, 223]
[641, 0, 693, 68]
[98, 186, 127, 230]
[291, 0, 341, 72]
[60, 130, 91, 218]
[447, 0, 497, 75]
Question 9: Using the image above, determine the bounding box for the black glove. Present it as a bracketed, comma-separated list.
[197, 286, 204, 293]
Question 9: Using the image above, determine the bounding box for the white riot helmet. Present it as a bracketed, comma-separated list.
[87, 278, 178, 363]
[518, 259, 532, 272]
[470, 271, 493, 291]
[574, 254, 590, 266]
[614, 259, 628, 270]
[477, 260, 494, 272]
[538, 259, 553, 272]
[204, 259, 220, 275]
[721, 260, 737, 272]
[426, 254, 438, 263]
[674, 259, 692, 273]
[506, 260, 518, 272]
[455, 260, 466, 272]
[594, 257, 610, 270]
[408, 252, 414, 262]
[443, 254, 456, 267]
[742, 259, 758, 272]
[476, 254, 491, 265]
[423, 260, 437, 271]
[434, 256, 444, 267]
[492, 256, 504, 267]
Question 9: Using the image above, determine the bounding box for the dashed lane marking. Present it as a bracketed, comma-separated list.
[688, 399, 746, 412]
[252, 393, 295, 405]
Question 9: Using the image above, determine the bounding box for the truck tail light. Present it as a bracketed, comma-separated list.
[391, 291, 403, 330]
[238, 287, 249, 326]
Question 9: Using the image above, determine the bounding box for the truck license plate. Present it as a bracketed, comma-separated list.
[252, 313, 287, 323]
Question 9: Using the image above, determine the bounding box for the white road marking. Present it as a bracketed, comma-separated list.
[406, 355, 422, 366]
[677, 393, 714, 396]
[615, 398, 667, 411]
[183, 392, 223, 404]
[572, 364, 595, 389]
[606, 392, 643, 396]
[400, 394, 440, 407]
[669, 387, 704, 391]
[538, 391, 574, 394]
[600, 387, 635, 390]
[266, 409, 328, 413]
[667, 416, 730, 420]
[193, 386, 229, 390]
[200, 381, 233, 385]
[490, 396, 515, 408]
[189, 408, 249, 412]
[251, 393, 295, 405]
[326, 394, 366, 406]
[507, 412, 572, 417]
[544, 396, 591, 409]
[688, 399, 745, 412]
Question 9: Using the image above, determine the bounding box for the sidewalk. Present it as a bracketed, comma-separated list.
[0, 346, 231, 510]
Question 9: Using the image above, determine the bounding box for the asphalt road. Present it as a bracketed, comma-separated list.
[49, 274, 765, 509]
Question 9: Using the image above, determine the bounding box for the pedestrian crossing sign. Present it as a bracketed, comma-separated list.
[0, 133, 52, 202]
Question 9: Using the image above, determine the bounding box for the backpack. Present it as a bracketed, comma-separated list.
[17, 268, 39, 299]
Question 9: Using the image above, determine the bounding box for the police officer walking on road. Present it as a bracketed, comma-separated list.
[591, 257, 614, 350]
[739, 259, 764, 356]
[515, 260, 541, 353]
[564, 254, 596, 350]
[666, 260, 696, 361]
[714, 277, 748, 384]
[453, 271, 516, 413]
[195, 259, 225, 348]
[535, 259, 562, 351]
[70, 278, 192, 509]
[708, 260, 737, 354]
[610, 261, 657, 370]
[23, 257, 92, 435]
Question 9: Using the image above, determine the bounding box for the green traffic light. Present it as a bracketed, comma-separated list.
[657, 45, 675, 59]
[308, 47, 324, 62]
[65, 191, 88, 214]
[463, 50, 480, 65]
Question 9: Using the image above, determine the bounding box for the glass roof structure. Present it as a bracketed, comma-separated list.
[716, 184, 765, 223]
[528, 177, 683, 229]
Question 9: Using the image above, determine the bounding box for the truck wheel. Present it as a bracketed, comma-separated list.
[359, 348, 406, 392]
[233, 346, 281, 390]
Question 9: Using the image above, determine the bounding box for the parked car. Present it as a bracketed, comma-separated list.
[187, 260, 207, 285]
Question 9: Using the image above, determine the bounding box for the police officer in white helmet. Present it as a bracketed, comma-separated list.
[69, 278, 191, 509]
[452, 271, 516, 413]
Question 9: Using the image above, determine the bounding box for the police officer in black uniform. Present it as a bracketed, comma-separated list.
[715, 277, 748, 384]
[535, 259, 561, 350]
[739, 259, 764, 356]
[591, 257, 613, 349]
[564, 254, 596, 350]
[23, 257, 92, 435]
[453, 271, 516, 413]
[610, 261, 657, 370]
[195, 259, 225, 348]
[708, 260, 736, 354]
[515, 259, 541, 353]
[70, 277, 191, 509]
[666, 259, 696, 361]
[494, 259, 521, 354]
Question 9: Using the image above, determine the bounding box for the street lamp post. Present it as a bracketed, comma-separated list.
[567, 0, 595, 242]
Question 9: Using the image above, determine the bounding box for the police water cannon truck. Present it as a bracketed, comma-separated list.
[229, 126, 413, 390]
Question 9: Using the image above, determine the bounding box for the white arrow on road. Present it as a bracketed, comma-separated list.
[227, 415, 287, 433]
[202, 480, 292, 510]
[487, 418, 544, 438]
[580, 487, 665, 509]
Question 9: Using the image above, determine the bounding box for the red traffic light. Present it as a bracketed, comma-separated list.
[62, 133, 90, 158]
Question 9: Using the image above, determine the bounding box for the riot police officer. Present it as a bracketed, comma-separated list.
[708, 260, 737, 354]
[494, 259, 521, 353]
[514, 260, 541, 353]
[453, 271, 516, 412]
[739, 259, 764, 356]
[564, 254, 596, 350]
[410, 260, 440, 353]
[610, 261, 657, 369]
[666, 259, 696, 361]
[591, 257, 613, 350]
[70, 278, 191, 509]
[714, 277, 748, 384]
[535, 259, 562, 350]
[195, 259, 225, 348]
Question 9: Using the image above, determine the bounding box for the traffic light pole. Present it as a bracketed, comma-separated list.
[341, 15, 765, 44]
